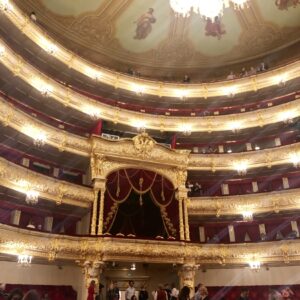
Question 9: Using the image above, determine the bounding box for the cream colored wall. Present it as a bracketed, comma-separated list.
[195, 266, 300, 287]
[0, 261, 85, 299]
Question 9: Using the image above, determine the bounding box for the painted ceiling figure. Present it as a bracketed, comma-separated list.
[134, 8, 156, 40]
[205, 16, 226, 40]
[275, 0, 300, 10]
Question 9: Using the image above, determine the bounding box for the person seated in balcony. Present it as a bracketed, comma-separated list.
[183, 75, 191, 83]
[268, 288, 282, 300]
[26, 219, 36, 229]
[248, 67, 257, 76]
[286, 230, 298, 239]
[239, 68, 248, 78]
[227, 71, 236, 80]
[237, 288, 249, 300]
[22, 290, 40, 300]
[281, 287, 294, 299]
[193, 182, 202, 195]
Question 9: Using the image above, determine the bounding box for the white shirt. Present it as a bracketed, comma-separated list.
[125, 287, 135, 300]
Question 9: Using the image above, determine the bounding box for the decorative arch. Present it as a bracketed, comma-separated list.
[102, 168, 179, 239]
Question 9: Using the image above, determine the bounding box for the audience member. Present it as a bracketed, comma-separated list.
[268, 288, 283, 300]
[87, 280, 96, 300]
[22, 290, 40, 300]
[139, 284, 148, 300]
[125, 281, 135, 300]
[8, 288, 23, 300]
[26, 220, 36, 229]
[154, 285, 168, 300]
[237, 288, 249, 300]
[183, 75, 191, 83]
[170, 284, 179, 300]
[29, 12, 37, 22]
[178, 286, 190, 300]
[164, 284, 171, 300]
[227, 71, 235, 80]
[108, 281, 120, 300]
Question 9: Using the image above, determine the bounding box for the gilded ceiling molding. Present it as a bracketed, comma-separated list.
[0, 95, 300, 172]
[0, 97, 91, 156]
[0, 37, 300, 132]
[188, 188, 300, 217]
[2, 1, 300, 99]
[0, 224, 299, 266]
[0, 156, 93, 207]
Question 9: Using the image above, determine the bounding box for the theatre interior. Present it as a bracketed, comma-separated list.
[0, 0, 300, 299]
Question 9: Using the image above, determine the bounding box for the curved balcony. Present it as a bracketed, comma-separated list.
[0, 144, 87, 185]
[189, 215, 300, 244]
[188, 188, 300, 217]
[0, 156, 93, 207]
[0, 38, 300, 133]
[1, 2, 300, 99]
[0, 224, 299, 266]
[2, 95, 300, 172]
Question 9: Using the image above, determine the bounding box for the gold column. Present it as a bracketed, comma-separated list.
[178, 197, 185, 240]
[184, 198, 190, 241]
[90, 189, 99, 235]
[178, 264, 197, 295]
[97, 188, 105, 235]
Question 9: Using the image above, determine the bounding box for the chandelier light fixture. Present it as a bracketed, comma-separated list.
[17, 254, 33, 267]
[23, 125, 47, 147]
[0, 0, 11, 11]
[170, 0, 249, 19]
[25, 190, 39, 205]
[233, 160, 248, 175]
[242, 211, 253, 222]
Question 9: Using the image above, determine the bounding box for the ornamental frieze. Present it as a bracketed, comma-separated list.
[1, 224, 300, 266]
[189, 188, 300, 216]
[0, 157, 93, 207]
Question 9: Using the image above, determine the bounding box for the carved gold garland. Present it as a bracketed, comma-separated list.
[0, 37, 300, 133]
[0, 156, 93, 207]
[0, 224, 299, 266]
[2, 1, 300, 100]
[189, 188, 300, 217]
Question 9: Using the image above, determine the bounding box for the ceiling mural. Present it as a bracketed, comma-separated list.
[16, 0, 300, 75]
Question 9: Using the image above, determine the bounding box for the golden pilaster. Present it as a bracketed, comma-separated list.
[184, 198, 190, 241]
[178, 197, 185, 240]
[178, 264, 198, 295]
[90, 189, 99, 235]
[97, 188, 105, 235]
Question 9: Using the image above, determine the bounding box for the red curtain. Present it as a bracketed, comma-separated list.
[103, 169, 178, 239]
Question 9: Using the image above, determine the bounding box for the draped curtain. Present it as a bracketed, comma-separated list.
[103, 169, 178, 239]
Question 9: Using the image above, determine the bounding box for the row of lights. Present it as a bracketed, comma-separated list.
[0, 44, 296, 131]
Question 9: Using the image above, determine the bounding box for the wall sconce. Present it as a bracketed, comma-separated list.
[233, 160, 248, 175]
[242, 211, 253, 222]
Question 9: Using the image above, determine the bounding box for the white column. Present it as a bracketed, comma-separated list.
[282, 177, 289, 189]
[44, 216, 53, 232]
[218, 145, 224, 153]
[10, 210, 21, 226]
[246, 143, 252, 151]
[228, 225, 235, 242]
[291, 221, 299, 237]
[221, 184, 229, 195]
[252, 181, 258, 193]
[199, 226, 205, 242]
[274, 137, 281, 146]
